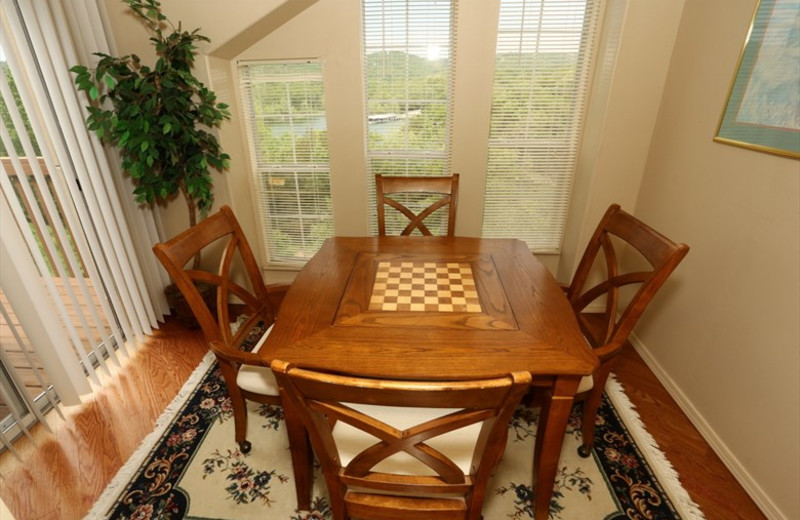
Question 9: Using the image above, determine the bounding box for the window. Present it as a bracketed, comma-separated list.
[482, 0, 603, 252]
[239, 60, 333, 266]
[362, 0, 456, 235]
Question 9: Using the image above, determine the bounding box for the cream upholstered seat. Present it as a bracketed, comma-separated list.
[576, 374, 594, 395]
[235, 324, 280, 396]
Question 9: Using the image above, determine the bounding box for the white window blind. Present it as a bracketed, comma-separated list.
[362, 0, 456, 235]
[482, 0, 603, 252]
[238, 60, 333, 266]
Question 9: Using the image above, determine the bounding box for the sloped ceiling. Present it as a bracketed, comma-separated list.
[104, 0, 318, 59]
[209, 0, 321, 59]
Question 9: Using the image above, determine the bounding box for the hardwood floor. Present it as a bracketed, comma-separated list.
[0, 317, 766, 520]
[612, 347, 767, 520]
[0, 318, 207, 520]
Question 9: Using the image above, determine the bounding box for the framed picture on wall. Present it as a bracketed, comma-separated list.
[714, 0, 800, 159]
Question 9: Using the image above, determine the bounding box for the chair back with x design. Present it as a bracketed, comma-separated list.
[375, 174, 459, 236]
[272, 360, 530, 520]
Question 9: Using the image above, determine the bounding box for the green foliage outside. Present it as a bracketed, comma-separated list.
[70, 0, 230, 235]
[490, 53, 579, 138]
[365, 51, 448, 157]
[121, 39, 577, 252]
[258, 168, 333, 261]
[0, 61, 41, 156]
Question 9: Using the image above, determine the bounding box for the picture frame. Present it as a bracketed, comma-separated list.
[714, 0, 800, 159]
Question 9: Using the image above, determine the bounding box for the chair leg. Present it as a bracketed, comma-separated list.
[283, 401, 314, 511]
[217, 359, 251, 453]
[231, 392, 251, 454]
[578, 367, 612, 458]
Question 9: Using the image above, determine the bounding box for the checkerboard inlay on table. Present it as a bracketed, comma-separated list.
[368, 260, 482, 313]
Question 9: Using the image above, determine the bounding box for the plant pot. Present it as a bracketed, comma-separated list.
[164, 281, 217, 329]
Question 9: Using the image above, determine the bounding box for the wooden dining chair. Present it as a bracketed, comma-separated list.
[152, 205, 289, 455]
[553, 203, 689, 457]
[375, 173, 459, 236]
[272, 359, 531, 520]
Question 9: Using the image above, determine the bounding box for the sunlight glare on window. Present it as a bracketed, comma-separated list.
[426, 45, 442, 61]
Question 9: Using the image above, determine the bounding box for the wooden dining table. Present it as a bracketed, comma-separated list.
[261, 236, 598, 520]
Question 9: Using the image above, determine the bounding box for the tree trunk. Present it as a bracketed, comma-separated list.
[180, 183, 202, 269]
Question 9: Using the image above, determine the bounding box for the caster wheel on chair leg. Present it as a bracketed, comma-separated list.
[239, 440, 252, 454]
[577, 444, 591, 458]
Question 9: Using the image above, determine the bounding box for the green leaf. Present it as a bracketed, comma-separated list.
[89, 85, 99, 100]
[129, 162, 143, 178]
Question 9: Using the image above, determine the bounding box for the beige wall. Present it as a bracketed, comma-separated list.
[104, 0, 799, 517]
[632, 1, 800, 519]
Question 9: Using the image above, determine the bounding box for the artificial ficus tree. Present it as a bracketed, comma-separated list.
[71, 0, 230, 266]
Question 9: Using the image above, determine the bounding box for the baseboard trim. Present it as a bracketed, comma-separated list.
[628, 333, 786, 520]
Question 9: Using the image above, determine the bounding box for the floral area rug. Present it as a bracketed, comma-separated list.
[85, 352, 705, 520]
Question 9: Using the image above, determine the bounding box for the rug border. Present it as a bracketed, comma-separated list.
[83, 351, 216, 520]
[84, 358, 706, 520]
[604, 374, 706, 520]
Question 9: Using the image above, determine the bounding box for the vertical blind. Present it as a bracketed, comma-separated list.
[0, 0, 166, 417]
[482, 0, 603, 252]
[238, 60, 333, 266]
[362, 0, 457, 235]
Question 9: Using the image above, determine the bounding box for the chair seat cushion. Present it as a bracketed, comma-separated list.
[236, 323, 279, 396]
[332, 404, 481, 476]
[578, 374, 594, 394]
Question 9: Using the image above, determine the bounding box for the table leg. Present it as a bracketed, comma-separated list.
[532, 376, 580, 520]
[283, 400, 313, 510]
